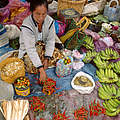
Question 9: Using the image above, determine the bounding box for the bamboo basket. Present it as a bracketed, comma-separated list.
[0, 57, 25, 84]
[57, 0, 86, 15]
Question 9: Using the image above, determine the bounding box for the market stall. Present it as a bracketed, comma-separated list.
[0, 0, 120, 119]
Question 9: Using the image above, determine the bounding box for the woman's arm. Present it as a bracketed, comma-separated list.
[45, 21, 55, 58]
[20, 27, 48, 81]
[20, 27, 43, 68]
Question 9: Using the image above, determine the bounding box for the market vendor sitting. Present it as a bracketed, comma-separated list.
[18, 0, 55, 82]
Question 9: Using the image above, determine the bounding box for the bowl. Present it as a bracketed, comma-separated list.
[71, 71, 95, 94]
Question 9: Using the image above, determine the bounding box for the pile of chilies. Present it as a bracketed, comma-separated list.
[89, 99, 106, 117]
[29, 96, 45, 112]
[74, 100, 106, 120]
[52, 110, 70, 120]
[35, 76, 57, 95]
[74, 106, 88, 120]
[40, 78, 57, 95]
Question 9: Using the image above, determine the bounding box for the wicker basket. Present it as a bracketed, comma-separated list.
[0, 57, 25, 84]
[57, 0, 86, 15]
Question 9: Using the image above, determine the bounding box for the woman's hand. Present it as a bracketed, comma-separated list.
[39, 67, 48, 82]
[43, 59, 49, 70]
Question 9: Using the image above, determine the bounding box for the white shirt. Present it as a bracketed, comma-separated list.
[38, 32, 42, 41]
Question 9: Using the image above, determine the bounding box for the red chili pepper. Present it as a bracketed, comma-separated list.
[59, 94, 63, 97]
[34, 73, 37, 74]
[94, 99, 96, 104]
[40, 118, 45, 120]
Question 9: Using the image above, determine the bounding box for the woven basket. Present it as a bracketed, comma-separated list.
[57, 0, 86, 15]
[0, 57, 25, 84]
[15, 87, 30, 96]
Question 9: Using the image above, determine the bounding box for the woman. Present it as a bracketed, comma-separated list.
[18, 0, 55, 82]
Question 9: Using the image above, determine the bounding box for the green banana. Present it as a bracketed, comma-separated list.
[102, 84, 110, 95]
[108, 99, 119, 108]
[103, 98, 120, 117]
[105, 100, 117, 112]
[103, 102, 112, 112]
[93, 56, 112, 69]
[116, 79, 120, 87]
[83, 50, 97, 63]
[116, 88, 120, 97]
[98, 92, 111, 100]
[114, 98, 120, 105]
[98, 84, 120, 100]
[106, 84, 112, 94]
[100, 48, 119, 60]
[98, 86, 111, 100]
[96, 69, 118, 83]
[106, 108, 120, 116]
[111, 84, 117, 96]
[113, 61, 120, 74]
[83, 36, 95, 50]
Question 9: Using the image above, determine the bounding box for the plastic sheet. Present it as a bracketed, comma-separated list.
[14, 63, 99, 99]
[0, 0, 31, 28]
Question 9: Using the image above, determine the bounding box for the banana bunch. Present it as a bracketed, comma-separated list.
[93, 56, 113, 69]
[98, 84, 120, 100]
[113, 61, 120, 74]
[83, 51, 97, 63]
[100, 48, 119, 60]
[103, 98, 120, 116]
[96, 69, 118, 83]
[83, 36, 95, 50]
[116, 79, 120, 87]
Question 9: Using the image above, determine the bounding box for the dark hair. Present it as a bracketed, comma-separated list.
[0, 0, 9, 8]
[27, 0, 48, 12]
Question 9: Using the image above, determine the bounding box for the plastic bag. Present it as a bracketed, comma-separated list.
[82, 0, 106, 16]
[94, 40, 108, 52]
[0, 0, 30, 27]
[56, 56, 73, 77]
[103, 0, 120, 22]
[99, 37, 114, 47]
[84, 29, 100, 40]
[54, 20, 66, 37]
[71, 71, 95, 94]
[5, 24, 20, 39]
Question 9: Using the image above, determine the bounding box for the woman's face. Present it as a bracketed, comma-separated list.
[33, 5, 47, 24]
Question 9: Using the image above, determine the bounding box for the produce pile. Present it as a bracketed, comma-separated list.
[63, 57, 71, 65]
[52, 110, 70, 120]
[74, 76, 93, 87]
[29, 96, 45, 112]
[74, 106, 88, 120]
[14, 76, 30, 90]
[39, 78, 57, 95]
[83, 48, 120, 116]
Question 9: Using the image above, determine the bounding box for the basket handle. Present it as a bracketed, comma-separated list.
[76, 16, 90, 32]
[109, 0, 119, 7]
